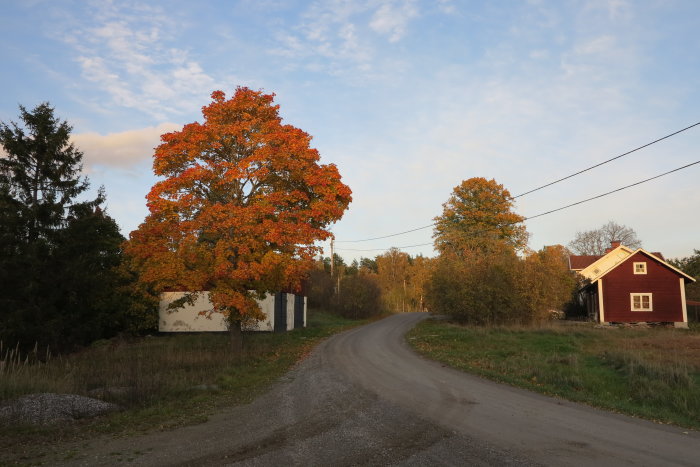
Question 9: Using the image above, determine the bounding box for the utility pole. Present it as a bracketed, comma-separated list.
[330, 238, 335, 278]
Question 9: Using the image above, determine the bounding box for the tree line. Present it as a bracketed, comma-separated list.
[3, 93, 698, 353]
[1, 89, 351, 353]
[309, 178, 579, 325]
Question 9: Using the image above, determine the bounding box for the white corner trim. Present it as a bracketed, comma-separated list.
[597, 280, 606, 323]
[680, 277, 688, 323]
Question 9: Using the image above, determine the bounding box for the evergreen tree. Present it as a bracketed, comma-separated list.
[0, 103, 153, 351]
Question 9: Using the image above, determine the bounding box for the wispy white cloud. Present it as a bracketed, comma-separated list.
[269, 0, 421, 78]
[57, 2, 219, 120]
[369, 0, 419, 42]
[436, 0, 456, 15]
[584, 0, 632, 20]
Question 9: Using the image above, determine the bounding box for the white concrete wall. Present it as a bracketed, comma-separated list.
[303, 296, 307, 328]
[286, 293, 295, 331]
[243, 294, 275, 332]
[159, 292, 228, 332]
[159, 292, 277, 332]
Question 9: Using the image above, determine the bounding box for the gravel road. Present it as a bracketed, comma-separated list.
[62, 313, 698, 466]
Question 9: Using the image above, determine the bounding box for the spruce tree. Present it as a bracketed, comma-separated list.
[0, 103, 150, 351]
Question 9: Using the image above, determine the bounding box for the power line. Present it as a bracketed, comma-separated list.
[335, 121, 700, 243]
[511, 121, 700, 199]
[335, 223, 434, 243]
[522, 159, 700, 221]
[336, 242, 433, 252]
[334, 159, 700, 253]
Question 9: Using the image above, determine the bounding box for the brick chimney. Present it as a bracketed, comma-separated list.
[605, 240, 621, 253]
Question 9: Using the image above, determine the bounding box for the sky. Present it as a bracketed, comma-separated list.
[1, 0, 699, 262]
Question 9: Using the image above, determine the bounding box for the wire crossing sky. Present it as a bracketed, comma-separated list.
[335, 159, 700, 253]
[335, 121, 700, 244]
[1, 1, 699, 260]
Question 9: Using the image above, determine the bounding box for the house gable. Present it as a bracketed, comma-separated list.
[596, 249, 695, 283]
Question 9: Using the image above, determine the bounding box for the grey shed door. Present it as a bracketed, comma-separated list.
[294, 295, 305, 328]
[274, 292, 287, 332]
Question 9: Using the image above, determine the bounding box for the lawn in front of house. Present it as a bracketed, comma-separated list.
[407, 318, 700, 430]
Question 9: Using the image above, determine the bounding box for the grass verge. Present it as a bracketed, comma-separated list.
[0, 309, 366, 464]
[407, 318, 700, 430]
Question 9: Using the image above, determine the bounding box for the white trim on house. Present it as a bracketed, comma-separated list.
[633, 262, 647, 275]
[630, 293, 653, 312]
[597, 280, 606, 324]
[680, 277, 688, 323]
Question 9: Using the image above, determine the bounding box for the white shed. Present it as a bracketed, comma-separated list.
[159, 292, 306, 333]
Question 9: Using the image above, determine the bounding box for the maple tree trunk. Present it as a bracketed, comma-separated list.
[228, 319, 244, 354]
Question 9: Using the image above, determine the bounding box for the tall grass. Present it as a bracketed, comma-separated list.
[1, 309, 362, 417]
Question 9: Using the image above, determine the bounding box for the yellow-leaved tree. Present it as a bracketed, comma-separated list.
[428, 177, 528, 324]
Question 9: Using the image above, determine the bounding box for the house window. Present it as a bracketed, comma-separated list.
[630, 293, 653, 312]
[633, 262, 647, 274]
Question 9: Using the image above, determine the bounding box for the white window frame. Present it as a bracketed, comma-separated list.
[630, 293, 653, 312]
[633, 262, 647, 275]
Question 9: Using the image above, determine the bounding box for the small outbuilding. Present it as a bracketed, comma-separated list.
[569, 242, 695, 328]
[159, 291, 307, 333]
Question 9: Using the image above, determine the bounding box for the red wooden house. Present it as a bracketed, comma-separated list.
[569, 242, 695, 328]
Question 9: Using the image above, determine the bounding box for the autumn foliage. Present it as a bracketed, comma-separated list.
[433, 177, 527, 254]
[427, 177, 575, 325]
[125, 88, 351, 326]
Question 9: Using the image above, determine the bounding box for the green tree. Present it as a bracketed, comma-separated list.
[433, 177, 528, 255]
[426, 249, 524, 325]
[519, 245, 577, 320]
[359, 257, 378, 274]
[670, 250, 700, 302]
[0, 103, 146, 351]
[335, 274, 382, 319]
[376, 248, 411, 312]
[428, 177, 538, 325]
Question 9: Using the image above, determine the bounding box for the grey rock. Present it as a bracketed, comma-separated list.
[0, 393, 119, 425]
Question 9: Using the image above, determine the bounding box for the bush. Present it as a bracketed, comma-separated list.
[426, 251, 524, 325]
[335, 274, 383, 319]
[425, 246, 577, 326]
[305, 268, 335, 309]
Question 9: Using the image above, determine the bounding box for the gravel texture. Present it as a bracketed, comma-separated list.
[7, 313, 699, 466]
[0, 393, 118, 425]
[59, 344, 524, 466]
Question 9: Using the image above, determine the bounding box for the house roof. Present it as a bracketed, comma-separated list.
[571, 246, 695, 284]
[569, 255, 602, 270]
[574, 245, 635, 280]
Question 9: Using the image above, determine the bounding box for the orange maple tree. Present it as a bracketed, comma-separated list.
[125, 87, 351, 332]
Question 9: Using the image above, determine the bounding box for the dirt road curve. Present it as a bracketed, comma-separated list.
[66, 313, 698, 466]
